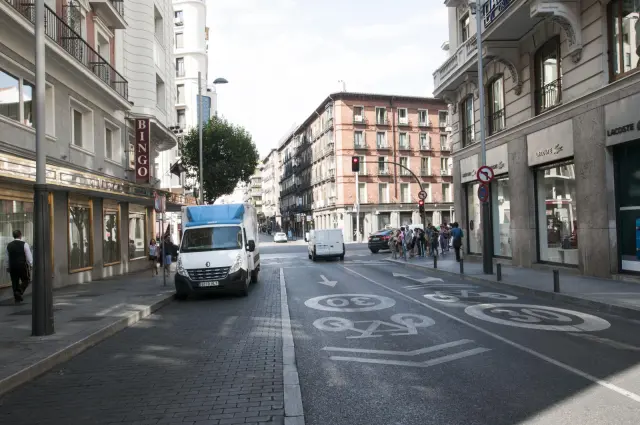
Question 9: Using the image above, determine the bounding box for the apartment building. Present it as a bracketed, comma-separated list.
[0, 0, 193, 292]
[434, 0, 640, 278]
[261, 149, 281, 229]
[278, 92, 452, 242]
[247, 166, 264, 224]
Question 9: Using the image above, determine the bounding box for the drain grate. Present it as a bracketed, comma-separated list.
[69, 316, 106, 322]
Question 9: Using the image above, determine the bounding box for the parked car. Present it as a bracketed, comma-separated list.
[274, 232, 288, 243]
[308, 229, 345, 261]
[368, 229, 395, 253]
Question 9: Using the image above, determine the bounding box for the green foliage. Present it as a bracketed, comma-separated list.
[180, 116, 259, 204]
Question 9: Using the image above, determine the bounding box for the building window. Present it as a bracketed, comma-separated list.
[440, 134, 449, 151]
[177, 109, 186, 128]
[536, 163, 578, 265]
[177, 84, 185, 104]
[378, 183, 389, 203]
[438, 110, 448, 128]
[156, 75, 165, 111]
[103, 208, 120, 265]
[105, 127, 113, 160]
[460, 13, 470, 43]
[354, 130, 365, 148]
[466, 182, 482, 254]
[175, 32, 184, 49]
[421, 157, 430, 176]
[400, 156, 410, 176]
[461, 96, 474, 146]
[488, 76, 505, 135]
[400, 183, 410, 203]
[608, 0, 640, 79]
[357, 183, 366, 203]
[153, 6, 164, 40]
[440, 158, 451, 176]
[376, 131, 387, 149]
[534, 36, 562, 115]
[72, 109, 83, 147]
[491, 178, 511, 257]
[70, 98, 93, 151]
[375, 107, 387, 125]
[442, 183, 451, 202]
[399, 132, 409, 149]
[398, 107, 408, 124]
[356, 155, 366, 175]
[104, 121, 121, 162]
[353, 105, 364, 123]
[419, 133, 430, 149]
[0, 199, 34, 287]
[418, 109, 429, 126]
[128, 210, 147, 259]
[96, 30, 110, 63]
[68, 202, 92, 271]
[174, 10, 183, 26]
[176, 57, 185, 77]
[0, 68, 54, 134]
[378, 156, 387, 174]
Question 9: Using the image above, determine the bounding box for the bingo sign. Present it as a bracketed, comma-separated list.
[135, 118, 150, 183]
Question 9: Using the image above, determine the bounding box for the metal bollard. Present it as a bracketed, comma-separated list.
[433, 255, 437, 269]
[459, 258, 464, 274]
[553, 270, 560, 293]
[496, 263, 502, 281]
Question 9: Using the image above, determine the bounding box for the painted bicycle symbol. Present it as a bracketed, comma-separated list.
[424, 290, 518, 303]
[304, 294, 396, 312]
[464, 303, 611, 332]
[313, 313, 435, 338]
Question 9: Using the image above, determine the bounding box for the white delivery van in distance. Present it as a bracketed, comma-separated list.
[307, 229, 345, 261]
[175, 204, 260, 299]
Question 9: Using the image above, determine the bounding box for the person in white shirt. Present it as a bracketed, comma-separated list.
[6, 230, 33, 303]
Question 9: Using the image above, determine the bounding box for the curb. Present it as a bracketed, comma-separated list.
[0, 292, 175, 397]
[384, 258, 640, 321]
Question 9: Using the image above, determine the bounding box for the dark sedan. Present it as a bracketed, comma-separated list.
[367, 229, 394, 253]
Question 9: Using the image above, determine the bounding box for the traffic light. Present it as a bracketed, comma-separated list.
[351, 156, 360, 172]
[418, 199, 425, 214]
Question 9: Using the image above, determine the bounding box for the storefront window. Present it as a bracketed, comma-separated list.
[69, 204, 92, 270]
[0, 200, 33, 286]
[466, 183, 482, 253]
[128, 211, 146, 259]
[536, 163, 578, 265]
[615, 141, 640, 272]
[103, 210, 120, 265]
[377, 213, 390, 229]
[491, 178, 511, 257]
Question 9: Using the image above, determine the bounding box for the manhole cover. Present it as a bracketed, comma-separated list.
[70, 316, 106, 322]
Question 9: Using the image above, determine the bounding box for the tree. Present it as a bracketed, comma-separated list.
[180, 116, 259, 204]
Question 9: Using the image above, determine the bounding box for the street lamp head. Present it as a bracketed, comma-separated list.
[213, 77, 228, 84]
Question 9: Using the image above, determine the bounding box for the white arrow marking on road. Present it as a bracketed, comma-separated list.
[318, 275, 337, 287]
[392, 273, 475, 289]
[404, 283, 477, 290]
[323, 339, 473, 356]
[393, 273, 444, 284]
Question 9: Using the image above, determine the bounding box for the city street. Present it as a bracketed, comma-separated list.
[2, 243, 640, 424]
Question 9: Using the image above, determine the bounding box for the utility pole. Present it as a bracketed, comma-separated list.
[33, 0, 54, 335]
[471, 1, 493, 274]
[355, 171, 360, 242]
[198, 72, 204, 205]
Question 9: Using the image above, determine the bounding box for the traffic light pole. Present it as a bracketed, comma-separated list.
[355, 172, 360, 242]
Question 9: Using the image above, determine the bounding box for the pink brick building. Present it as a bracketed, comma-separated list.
[278, 92, 453, 242]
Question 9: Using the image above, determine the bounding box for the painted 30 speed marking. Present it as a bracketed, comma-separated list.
[304, 294, 396, 312]
[464, 303, 611, 332]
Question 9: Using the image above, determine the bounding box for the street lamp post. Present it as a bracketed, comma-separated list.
[471, 1, 493, 274]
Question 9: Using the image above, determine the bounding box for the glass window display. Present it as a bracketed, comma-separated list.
[466, 182, 482, 254]
[491, 178, 511, 257]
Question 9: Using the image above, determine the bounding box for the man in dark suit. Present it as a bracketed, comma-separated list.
[6, 229, 33, 303]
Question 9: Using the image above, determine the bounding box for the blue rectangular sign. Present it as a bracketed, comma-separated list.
[196, 95, 212, 125]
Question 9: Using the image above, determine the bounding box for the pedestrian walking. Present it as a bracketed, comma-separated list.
[149, 239, 159, 276]
[451, 222, 464, 262]
[6, 230, 33, 303]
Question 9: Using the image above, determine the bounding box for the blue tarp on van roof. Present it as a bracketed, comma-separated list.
[184, 204, 245, 227]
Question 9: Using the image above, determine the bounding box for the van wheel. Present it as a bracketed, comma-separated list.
[251, 269, 259, 284]
[370, 249, 379, 254]
[308, 252, 312, 259]
[339, 255, 344, 261]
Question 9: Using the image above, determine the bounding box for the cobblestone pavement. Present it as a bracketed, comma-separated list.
[0, 267, 284, 425]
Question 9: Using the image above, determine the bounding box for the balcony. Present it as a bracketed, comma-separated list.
[440, 142, 452, 152]
[419, 142, 431, 151]
[462, 124, 475, 147]
[354, 140, 367, 150]
[535, 79, 562, 115]
[376, 143, 390, 150]
[376, 117, 389, 126]
[420, 168, 432, 177]
[488, 108, 506, 135]
[3, 1, 129, 100]
[353, 115, 366, 125]
[418, 119, 432, 128]
[397, 119, 411, 127]
[378, 168, 390, 176]
[400, 169, 411, 177]
[440, 169, 452, 176]
[89, 0, 126, 29]
[398, 142, 411, 151]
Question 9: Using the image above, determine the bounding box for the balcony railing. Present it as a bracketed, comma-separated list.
[418, 119, 431, 127]
[5, 0, 129, 100]
[376, 117, 389, 125]
[398, 119, 410, 126]
[420, 168, 432, 176]
[109, 0, 124, 17]
[488, 108, 506, 135]
[176, 68, 185, 77]
[353, 116, 366, 124]
[354, 140, 367, 149]
[535, 79, 562, 115]
[378, 168, 389, 175]
[440, 142, 451, 151]
[376, 142, 390, 150]
[400, 169, 411, 176]
[440, 169, 451, 176]
[462, 124, 475, 147]
[398, 142, 411, 150]
[419, 142, 431, 151]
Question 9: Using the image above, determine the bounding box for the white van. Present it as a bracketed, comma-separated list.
[308, 229, 345, 261]
[175, 204, 260, 299]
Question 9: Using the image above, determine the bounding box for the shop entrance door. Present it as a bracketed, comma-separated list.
[615, 141, 640, 273]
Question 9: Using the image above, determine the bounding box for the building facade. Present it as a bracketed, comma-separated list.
[261, 149, 281, 230]
[278, 92, 452, 242]
[0, 0, 194, 297]
[434, 0, 640, 278]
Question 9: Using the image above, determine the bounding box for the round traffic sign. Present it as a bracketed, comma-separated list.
[477, 166, 495, 183]
[477, 184, 489, 203]
[418, 190, 427, 200]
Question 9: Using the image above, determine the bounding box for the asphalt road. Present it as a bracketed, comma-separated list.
[279, 246, 640, 425]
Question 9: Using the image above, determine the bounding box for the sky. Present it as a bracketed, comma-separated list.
[206, 0, 450, 157]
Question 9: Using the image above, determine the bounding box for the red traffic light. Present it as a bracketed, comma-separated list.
[353, 157, 359, 163]
[351, 156, 360, 172]
[418, 199, 424, 206]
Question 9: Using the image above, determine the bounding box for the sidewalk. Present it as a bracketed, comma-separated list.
[386, 253, 640, 320]
[0, 271, 175, 396]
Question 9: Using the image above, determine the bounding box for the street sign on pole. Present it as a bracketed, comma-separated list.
[418, 190, 427, 200]
[477, 184, 489, 203]
[476, 166, 495, 184]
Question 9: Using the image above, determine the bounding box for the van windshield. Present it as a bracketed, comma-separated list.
[180, 226, 243, 253]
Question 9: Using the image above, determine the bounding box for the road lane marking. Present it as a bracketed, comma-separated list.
[304, 294, 396, 312]
[393, 273, 444, 284]
[279, 268, 306, 423]
[424, 291, 518, 303]
[323, 339, 473, 355]
[404, 283, 478, 290]
[342, 266, 640, 404]
[568, 333, 640, 351]
[318, 275, 337, 287]
[328, 347, 491, 368]
[465, 304, 611, 332]
[313, 313, 435, 338]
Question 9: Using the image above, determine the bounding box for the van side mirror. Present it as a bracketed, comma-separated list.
[247, 240, 256, 252]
